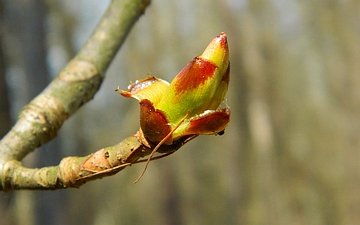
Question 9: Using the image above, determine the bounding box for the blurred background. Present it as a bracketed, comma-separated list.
[1, 0, 360, 224]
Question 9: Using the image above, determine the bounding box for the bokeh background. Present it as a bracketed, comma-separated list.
[1, 0, 360, 224]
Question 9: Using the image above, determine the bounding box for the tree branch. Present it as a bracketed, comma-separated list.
[1, 134, 194, 190]
[0, 0, 152, 191]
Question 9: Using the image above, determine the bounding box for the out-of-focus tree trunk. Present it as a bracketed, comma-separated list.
[0, 2, 15, 225]
[0, 3, 11, 139]
[3, 0, 66, 224]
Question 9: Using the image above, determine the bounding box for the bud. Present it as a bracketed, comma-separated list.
[119, 32, 230, 144]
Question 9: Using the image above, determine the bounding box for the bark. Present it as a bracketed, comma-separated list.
[0, 0, 155, 191]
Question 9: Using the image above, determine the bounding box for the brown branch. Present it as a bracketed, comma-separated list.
[0, 0, 152, 191]
[1, 133, 196, 190]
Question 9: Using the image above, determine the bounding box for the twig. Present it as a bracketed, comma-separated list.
[0, 0, 151, 191]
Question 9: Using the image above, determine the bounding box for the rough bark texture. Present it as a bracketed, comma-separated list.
[0, 0, 152, 191]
